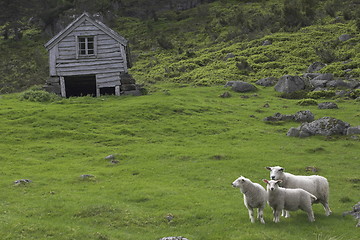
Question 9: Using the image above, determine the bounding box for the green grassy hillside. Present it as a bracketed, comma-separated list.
[0, 86, 359, 239]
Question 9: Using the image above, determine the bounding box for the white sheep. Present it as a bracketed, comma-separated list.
[266, 166, 332, 217]
[232, 176, 267, 224]
[263, 179, 317, 223]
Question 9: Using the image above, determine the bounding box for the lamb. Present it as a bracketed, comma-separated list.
[266, 166, 332, 217]
[263, 179, 317, 223]
[232, 176, 267, 224]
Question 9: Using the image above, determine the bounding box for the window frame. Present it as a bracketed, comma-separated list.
[76, 35, 97, 59]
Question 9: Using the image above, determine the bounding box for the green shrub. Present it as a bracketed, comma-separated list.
[19, 89, 60, 102]
[297, 98, 318, 106]
[307, 90, 336, 99]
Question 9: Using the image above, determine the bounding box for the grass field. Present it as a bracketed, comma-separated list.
[0, 85, 359, 240]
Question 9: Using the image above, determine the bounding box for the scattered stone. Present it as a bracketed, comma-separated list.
[262, 40, 272, 46]
[307, 62, 326, 73]
[231, 81, 257, 93]
[255, 77, 277, 87]
[305, 166, 319, 172]
[346, 126, 360, 135]
[80, 174, 95, 179]
[339, 34, 352, 42]
[342, 201, 360, 227]
[312, 73, 334, 81]
[224, 81, 236, 87]
[219, 92, 231, 98]
[263, 103, 270, 108]
[225, 53, 235, 60]
[287, 117, 350, 137]
[293, 110, 315, 122]
[263, 110, 314, 122]
[105, 154, 116, 160]
[318, 102, 338, 109]
[326, 80, 350, 88]
[14, 179, 32, 185]
[274, 75, 306, 93]
[159, 237, 189, 240]
[165, 213, 174, 222]
[110, 160, 120, 164]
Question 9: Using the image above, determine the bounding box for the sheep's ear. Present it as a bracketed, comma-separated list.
[279, 168, 284, 172]
[265, 167, 272, 171]
[263, 179, 269, 184]
[276, 180, 283, 184]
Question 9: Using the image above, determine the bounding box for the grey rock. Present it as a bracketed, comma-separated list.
[346, 126, 360, 135]
[293, 110, 315, 122]
[312, 73, 334, 81]
[274, 75, 305, 93]
[262, 40, 272, 46]
[219, 92, 231, 98]
[310, 80, 328, 88]
[307, 62, 326, 73]
[14, 179, 32, 185]
[286, 127, 300, 137]
[159, 237, 189, 240]
[224, 81, 237, 87]
[290, 117, 350, 137]
[342, 201, 360, 227]
[303, 73, 321, 79]
[264, 110, 314, 122]
[256, 77, 277, 87]
[318, 102, 338, 109]
[231, 81, 257, 93]
[339, 34, 352, 41]
[326, 80, 350, 88]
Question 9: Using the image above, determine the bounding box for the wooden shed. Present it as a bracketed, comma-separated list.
[44, 12, 137, 97]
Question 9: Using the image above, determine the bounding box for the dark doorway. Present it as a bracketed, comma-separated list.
[100, 87, 115, 96]
[64, 75, 96, 97]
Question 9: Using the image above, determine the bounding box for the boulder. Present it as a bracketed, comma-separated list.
[326, 80, 350, 89]
[318, 102, 338, 109]
[264, 110, 314, 122]
[231, 81, 257, 92]
[287, 117, 350, 137]
[293, 110, 315, 122]
[255, 77, 277, 87]
[312, 73, 334, 81]
[307, 62, 326, 73]
[347, 126, 360, 135]
[274, 75, 305, 93]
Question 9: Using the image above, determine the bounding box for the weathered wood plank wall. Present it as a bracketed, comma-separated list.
[53, 19, 127, 87]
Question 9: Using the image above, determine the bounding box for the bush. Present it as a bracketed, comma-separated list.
[297, 98, 318, 106]
[307, 90, 336, 99]
[20, 89, 60, 102]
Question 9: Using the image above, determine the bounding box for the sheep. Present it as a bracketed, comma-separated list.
[266, 166, 332, 217]
[263, 179, 317, 223]
[232, 176, 267, 224]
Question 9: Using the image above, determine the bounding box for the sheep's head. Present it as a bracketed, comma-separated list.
[263, 179, 282, 191]
[232, 176, 249, 189]
[265, 166, 285, 180]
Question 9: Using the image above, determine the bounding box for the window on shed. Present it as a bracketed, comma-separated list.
[78, 36, 95, 56]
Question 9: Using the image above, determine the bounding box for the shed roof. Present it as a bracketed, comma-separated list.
[44, 12, 128, 50]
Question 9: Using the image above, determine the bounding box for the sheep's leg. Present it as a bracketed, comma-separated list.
[247, 207, 255, 223]
[306, 209, 315, 222]
[257, 207, 265, 224]
[322, 202, 332, 216]
[281, 210, 290, 218]
[273, 209, 281, 223]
